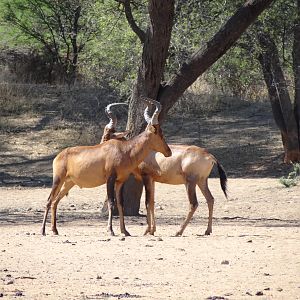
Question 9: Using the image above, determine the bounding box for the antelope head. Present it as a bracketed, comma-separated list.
[141, 96, 172, 157]
[101, 103, 130, 143]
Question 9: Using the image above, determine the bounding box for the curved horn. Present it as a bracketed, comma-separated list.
[105, 103, 128, 129]
[141, 96, 162, 125]
[143, 106, 152, 124]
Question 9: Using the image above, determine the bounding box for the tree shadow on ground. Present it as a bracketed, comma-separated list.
[0, 95, 292, 187]
[0, 211, 298, 229]
[0, 211, 103, 225]
[0, 155, 54, 187]
[166, 101, 290, 178]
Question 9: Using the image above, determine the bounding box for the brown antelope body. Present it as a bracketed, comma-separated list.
[139, 145, 227, 236]
[41, 98, 171, 236]
[41, 102, 127, 236]
[99, 106, 227, 236]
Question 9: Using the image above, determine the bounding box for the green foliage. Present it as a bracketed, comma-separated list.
[205, 46, 266, 99]
[79, 0, 142, 97]
[0, 0, 296, 100]
[166, 0, 264, 99]
[167, 0, 234, 76]
[1, 0, 103, 84]
[2, 0, 100, 47]
[254, 0, 296, 73]
[167, 0, 295, 100]
[279, 163, 300, 188]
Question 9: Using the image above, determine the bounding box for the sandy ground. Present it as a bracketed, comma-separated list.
[0, 179, 299, 299]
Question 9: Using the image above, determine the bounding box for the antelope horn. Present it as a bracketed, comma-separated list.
[105, 103, 128, 129]
[144, 106, 152, 124]
[141, 96, 162, 125]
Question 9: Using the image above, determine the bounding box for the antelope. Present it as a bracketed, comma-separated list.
[100, 105, 228, 237]
[100, 102, 129, 143]
[140, 104, 227, 235]
[140, 144, 227, 236]
[41, 97, 171, 236]
[41, 102, 127, 236]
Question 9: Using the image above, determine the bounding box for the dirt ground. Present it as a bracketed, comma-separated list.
[0, 179, 299, 300]
[0, 90, 300, 299]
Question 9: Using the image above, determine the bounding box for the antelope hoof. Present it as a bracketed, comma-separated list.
[144, 228, 150, 236]
[205, 229, 211, 236]
[52, 228, 59, 235]
[175, 231, 182, 237]
[123, 230, 131, 237]
[41, 229, 46, 236]
[107, 228, 115, 236]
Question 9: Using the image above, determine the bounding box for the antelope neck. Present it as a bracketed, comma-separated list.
[126, 131, 152, 165]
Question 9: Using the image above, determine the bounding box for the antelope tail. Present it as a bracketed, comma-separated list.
[216, 161, 228, 198]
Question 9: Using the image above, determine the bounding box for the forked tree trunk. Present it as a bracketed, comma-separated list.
[257, 29, 300, 163]
[119, 0, 274, 215]
[126, 0, 175, 135]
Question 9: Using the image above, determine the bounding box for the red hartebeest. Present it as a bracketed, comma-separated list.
[100, 102, 129, 143]
[41, 97, 171, 236]
[100, 105, 228, 237]
[141, 108, 227, 235]
[41, 102, 126, 235]
[139, 145, 227, 236]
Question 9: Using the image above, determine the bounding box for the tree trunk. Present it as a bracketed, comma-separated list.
[121, 0, 175, 216]
[257, 30, 300, 163]
[293, 0, 300, 149]
[121, 0, 274, 215]
[127, 0, 175, 136]
[101, 175, 143, 216]
[69, 6, 81, 86]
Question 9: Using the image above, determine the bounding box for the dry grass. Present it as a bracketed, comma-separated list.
[0, 82, 290, 187]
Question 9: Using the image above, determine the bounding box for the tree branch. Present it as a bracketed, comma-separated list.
[121, 0, 146, 43]
[31, 1, 61, 62]
[158, 0, 274, 121]
[8, 13, 53, 55]
[50, 1, 70, 51]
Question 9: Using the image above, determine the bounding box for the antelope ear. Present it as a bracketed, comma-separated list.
[148, 125, 156, 133]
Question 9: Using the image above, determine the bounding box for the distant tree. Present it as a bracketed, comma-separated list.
[2, 0, 100, 85]
[239, 0, 300, 162]
[257, 27, 300, 163]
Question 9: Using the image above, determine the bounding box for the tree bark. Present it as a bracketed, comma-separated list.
[257, 30, 300, 163]
[293, 0, 300, 146]
[121, 0, 274, 215]
[66, 5, 81, 86]
[127, 0, 175, 136]
[121, 0, 175, 215]
[101, 174, 143, 216]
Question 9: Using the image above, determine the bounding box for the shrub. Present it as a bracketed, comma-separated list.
[279, 163, 300, 188]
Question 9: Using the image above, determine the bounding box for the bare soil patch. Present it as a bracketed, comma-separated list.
[0, 180, 299, 299]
